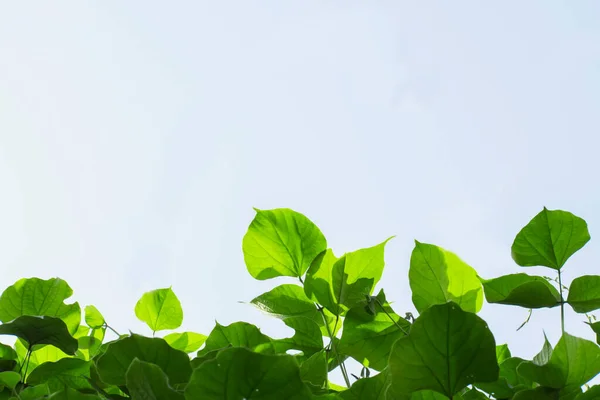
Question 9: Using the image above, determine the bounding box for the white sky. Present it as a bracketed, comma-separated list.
[1, 0, 600, 386]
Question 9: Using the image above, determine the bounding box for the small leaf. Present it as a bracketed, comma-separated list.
[0, 371, 20, 389]
[96, 334, 192, 387]
[242, 208, 327, 280]
[0, 344, 16, 361]
[0, 277, 81, 334]
[511, 208, 590, 270]
[184, 347, 312, 399]
[135, 287, 183, 332]
[126, 358, 185, 400]
[84, 305, 105, 329]
[164, 332, 207, 353]
[533, 333, 553, 365]
[480, 273, 560, 309]
[517, 332, 600, 389]
[388, 302, 499, 397]
[567, 275, 600, 313]
[339, 289, 410, 371]
[496, 344, 512, 363]
[0, 316, 78, 355]
[409, 241, 483, 314]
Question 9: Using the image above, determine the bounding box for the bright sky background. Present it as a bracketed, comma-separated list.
[2, 1, 600, 385]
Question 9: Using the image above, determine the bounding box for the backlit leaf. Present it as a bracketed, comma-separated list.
[409, 241, 483, 314]
[511, 208, 590, 270]
[480, 273, 560, 309]
[164, 332, 207, 353]
[243, 208, 327, 280]
[135, 287, 183, 332]
[84, 305, 105, 329]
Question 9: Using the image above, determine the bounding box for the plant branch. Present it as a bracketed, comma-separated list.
[318, 306, 351, 388]
[375, 299, 409, 335]
[558, 269, 565, 333]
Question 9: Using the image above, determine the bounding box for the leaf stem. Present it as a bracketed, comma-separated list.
[318, 306, 351, 388]
[375, 299, 409, 335]
[105, 324, 121, 337]
[558, 269, 565, 333]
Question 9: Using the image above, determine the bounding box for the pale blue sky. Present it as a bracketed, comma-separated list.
[1, 1, 600, 384]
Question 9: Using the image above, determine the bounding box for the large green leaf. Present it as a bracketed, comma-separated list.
[339, 290, 409, 371]
[185, 347, 312, 399]
[517, 332, 600, 388]
[84, 305, 105, 329]
[251, 284, 336, 336]
[388, 302, 499, 397]
[242, 208, 327, 280]
[409, 241, 483, 313]
[304, 239, 392, 316]
[196, 321, 274, 359]
[338, 369, 391, 400]
[27, 358, 93, 392]
[511, 208, 590, 270]
[480, 273, 560, 309]
[567, 275, 600, 313]
[0, 316, 78, 355]
[95, 334, 192, 387]
[164, 332, 207, 353]
[134, 288, 183, 332]
[577, 385, 600, 400]
[0, 278, 81, 334]
[125, 358, 185, 400]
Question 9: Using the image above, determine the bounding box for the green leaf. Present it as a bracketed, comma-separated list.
[164, 332, 207, 353]
[242, 208, 327, 280]
[0, 344, 16, 362]
[95, 334, 192, 387]
[126, 358, 185, 400]
[273, 316, 323, 359]
[0, 316, 78, 355]
[511, 208, 590, 270]
[496, 344, 512, 363]
[134, 288, 183, 332]
[512, 386, 581, 400]
[475, 357, 534, 398]
[15, 338, 70, 378]
[460, 389, 489, 400]
[184, 347, 312, 399]
[480, 273, 560, 308]
[0, 372, 20, 390]
[388, 301, 499, 397]
[409, 241, 483, 314]
[567, 275, 600, 313]
[18, 384, 51, 400]
[534, 333, 554, 365]
[299, 350, 328, 389]
[46, 387, 101, 399]
[339, 290, 410, 371]
[586, 322, 600, 345]
[304, 239, 392, 315]
[196, 321, 274, 360]
[27, 358, 93, 392]
[577, 385, 600, 400]
[338, 369, 391, 399]
[84, 305, 105, 329]
[0, 277, 81, 334]
[251, 284, 336, 336]
[517, 332, 600, 388]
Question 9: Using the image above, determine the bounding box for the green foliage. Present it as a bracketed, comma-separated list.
[0, 206, 598, 399]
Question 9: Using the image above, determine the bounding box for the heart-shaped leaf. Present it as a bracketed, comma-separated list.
[135, 287, 183, 332]
[480, 273, 560, 309]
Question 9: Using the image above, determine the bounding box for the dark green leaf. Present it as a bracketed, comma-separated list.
[304, 239, 392, 316]
[409, 241, 483, 314]
[339, 290, 409, 371]
[18, 384, 51, 400]
[475, 357, 533, 398]
[46, 387, 101, 399]
[567, 275, 600, 313]
[242, 208, 327, 280]
[125, 358, 184, 400]
[388, 302, 499, 397]
[27, 358, 92, 392]
[460, 388, 489, 400]
[84, 306, 105, 329]
[0, 278, 81, 334]
[134, 288, 183, 332]
[338, 369, 390, 399]
[517, 332, 600, 388]
[184, 347, 312, 399]
[577, 385, 600, 400]
[511, 208, 590, 270]
[0, 316, 78, 355]
[95, 334, 191, 387]
[164, 332, 207, 353]
[481, 273, 560, 308]
[0, 344, 16, 361]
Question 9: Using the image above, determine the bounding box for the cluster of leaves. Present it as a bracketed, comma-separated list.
[1, 207, 600, 399]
